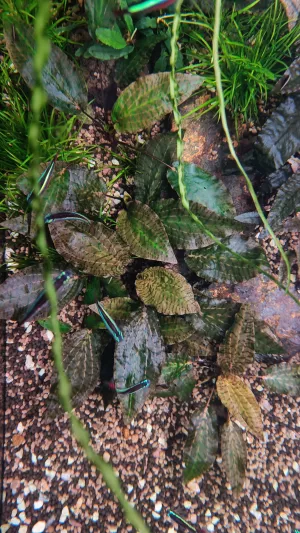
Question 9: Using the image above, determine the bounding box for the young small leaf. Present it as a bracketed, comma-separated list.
[221, 420, 247, 497]
[90, 297, 140, 320]
[158, 316, 194, 345]
[37, 319, 72, 334]
[167, 162, 235, 217]
[112, 72, 203, 133]
[101, 277, 128, 297]
[218, 305, 255, 375]
[136, 267, 200, 315]
[183, 407, 218, 483]
[96, 25, 127, 49]
[217, 375, 264, 440]
[117, 201, 177, 263]
[263, 363, 300, 396]
[185, 235, 268, 283]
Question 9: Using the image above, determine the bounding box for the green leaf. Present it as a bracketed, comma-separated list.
[167, 162, 235, 217]
[221, 420, 247, 497]
[263, 363, 300, 396]
[172, 333, 213, 360]
[100, 277, 128, 297]
[136, 266, 200, 315]
[37, 319, 72, 334]
[267, 173, 300, 232]
[115, 34, 167, 87]
[217, 375, 263, 439]
[135, 16, 157, 29]
[112, 72, 203, 133]
[84, 313, 104, 330]
[80, 43, 134, 60]
[183, 407, 218, 483]
[117, 201, 177, 263]
[49, 329, 105, 411]
[134, 133, 177, 205]
[4, 22, 87, 115]
[187, 297, 239, 342]
[157, 356, 196, 400]
[83, 277, 103, 305]
[90, 297, 140, 320]
[85, 0, 115, 39]
[0, 266, 82, 322]
[275, 56, 300, 95]
[114, 308, 166, 418]
[218, 305, 255, 375]
[185, 235, 268, 283]
[96, 24, 127, 49]
[158, 316, 194, 345]
[49, 220, 131, 277]
[152, 200, 242, 250]
[254, 320, 285, 355]
[256, 95, 300, 170]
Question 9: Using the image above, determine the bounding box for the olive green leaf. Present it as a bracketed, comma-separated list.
[37, 319, 72, 334]
[217, 375, 264, 440]
[78, 43, 134, 60]
[267, 173, 300, 232]
[135, 133, 177, 206]
[100, 277, 128, 297]
[221, 420, 247, 497]
[0, 266, 82, 322]
[49, 220, 131, 277]
[85, 0, 115, 39]
[152, 200, 243, 250]
[114, 308, 166, 419]
[136, 266, 200, 315]
[187, 297, 239, 342]
[167, 162, 235, 217]
[112, 72, 203, 133]
[254, 320, 285, 355]
[263, 363, 300, 396]
[256, 95, 300, 170]
[173, 333, 213, 360]
[218, 305, 255, 375]
[49, 329, 105, 410]
[83, 277, 103, 305]
[4, 23, 87, 114]
[117, 201, 177, 263]
[275, 56, 300, 95]
[158, 316, 194, 345]
[116, 34, 167, 88]
[183, 406, 219, 483]
[90, 297, 140, 320]
[96, 24, 127, 49]
[185, 235, 268, 283]
[157, 355, 196, 401]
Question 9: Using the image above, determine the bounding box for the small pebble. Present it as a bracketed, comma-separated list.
[205, 509, 211, 517]
[10, 517, 20, 526]
[25, 354, 35, 370]
[46, 330, 54, 341]
[17, 499, 25, 512]
[19, 526, 28, 533]
[31, 453, 37, 464]
[92, 511, 99, 522]
[183, 501, 192, 510]
[32, 522, 46, 533]
[207, 525, 214, 532]
[34, 500, 43, 510]
[59, 506, 70, 524]
[127, 484, 134, 494]
[293, 462, 299, 473]
[152, 512, 160, 520]
[149, 493, 156, 503]
[103, 451, 110, 462]
[155, 501, 162, 513]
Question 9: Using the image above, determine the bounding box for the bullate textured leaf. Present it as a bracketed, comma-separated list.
[50, 220, 131, 277]
[158, 316, 194, 345]
[90, 297, 140, 320]
[218, 305, 255, 375]
[217, 375, 263, 440]
[263, 363, 300, 396]
[136, 267, 200, 315]
[221, 420, 247, 497]
[112, 72, 203, 133]
[114, 308, 166, 418]
[187, 297, 239, 342]
[117, 201, 177, 263]
[183, 407, 218, 482]
[267, 173, 300, 232]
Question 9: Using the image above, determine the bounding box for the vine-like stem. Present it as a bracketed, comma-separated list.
[28, 2, 150, 532]
[169, 0, 300, 308]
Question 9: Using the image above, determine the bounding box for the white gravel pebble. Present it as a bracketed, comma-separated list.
[17, 422, 24, 433]
[183, 501, 192, 509]
[31, 453, 37, 464]
[205, 509, 211, 517]
[112, 158, 120, 165]
[33, 500, 43, 510]
[283, 467, 289, 476]
[19, 512, 26, 522]
[19, 526, 28, 533]
[103, 451, 110, 462]
[273, 481, 278, 491]
[127, 484, 134, 494]
[212, 517, 219, 525]
[61, 473, 71, 482]
[138, 479, 145, 489]
[23, 322, 31, 329]
[155, 501, 162, 513]
[17, 346, 25, 352]
[293, 461, 299, 473]
[233, 514, 240, 522]
[46, 330, 54, 341]
[92, 511, 99, 522]
[59, 506, 70, 524]
[17, 499, 25, 512]
[207, 525, 214, 532]
[78, 478, 85, 488]
[32, 521, 46, 533]
[152, 511, 160, 520]
[149, 493, 157, 503]
[67, 457, 75, 465]
[45, 469, 55, 479]
[10, 517, 20, 526]
[25, 355, 35, 370]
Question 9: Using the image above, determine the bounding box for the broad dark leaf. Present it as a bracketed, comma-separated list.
[153, 200, 243, 250]
[185, 235, 268, 283]
[254, 320, 285, 355]
[117, 201, 177, 263]
[221, 420, 247, 497]
[112, 72, 203, 133]
[263, 363, 300, 396]
[255, 353, 291, 365]
[83, 277, 103, 305]
[0, 266, 82, 322]
[183, 406, 218, 482]
[136, 266, 200, 315]
[217, 375, 263, 439]
[114, 308, 166, 418]
[167, 162, 235, 217]
[218, 305, 255, 375]
[256, 95, 300, 170]
[158, 316, 194, 345]
[100, 277, 128, 297]
[4, 23, 87, 114]
[275, 56, 300, 95]
[90, 297, 140, 320]
[37, 319, 72, 334]
[85, 0, 115, 39]
[116, 34, 167, 88]
[134, 133, 177, 205]
[49, 220, 131, 277]
[172, 333, 213, 360]
[267, 173, 300, 232]
[187, 297, 239, 342]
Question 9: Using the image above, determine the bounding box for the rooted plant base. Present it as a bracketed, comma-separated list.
[2, 311, 299, 533]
